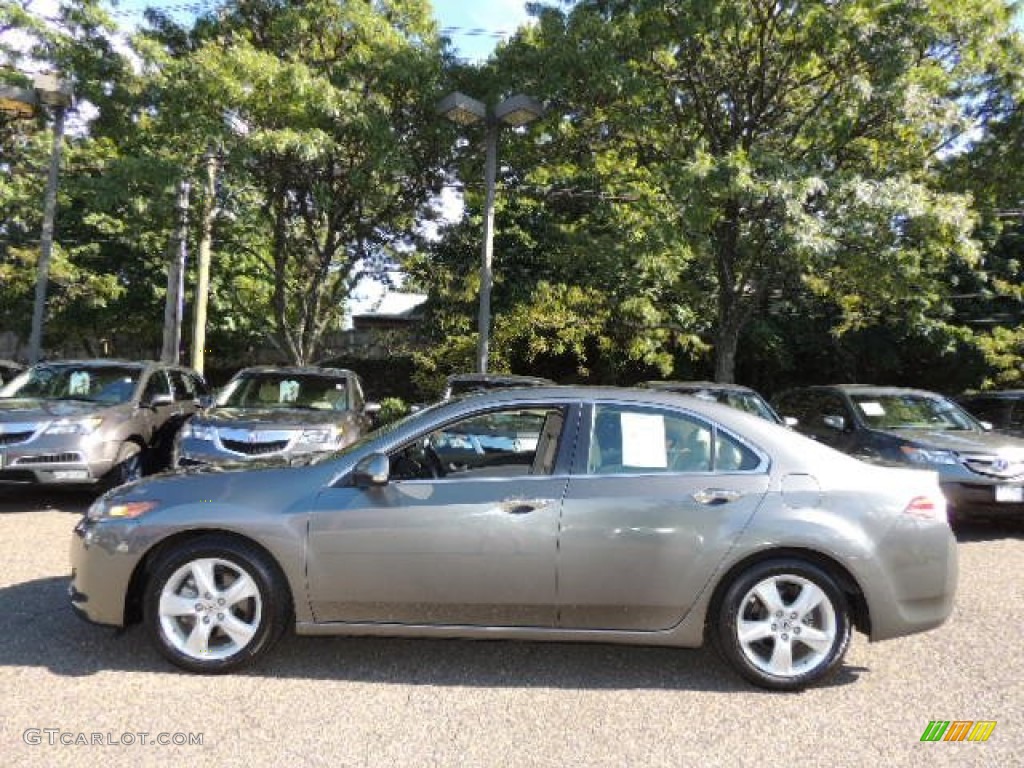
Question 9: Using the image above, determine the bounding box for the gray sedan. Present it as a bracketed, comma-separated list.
[69, 387, 957, 690]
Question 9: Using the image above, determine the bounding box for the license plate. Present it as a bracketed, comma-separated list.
[995, 484, 1023, 502]
[53, 470, 89, 481]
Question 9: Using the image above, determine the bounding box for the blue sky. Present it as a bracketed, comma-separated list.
[432, 0, 534, 62]
[96, 1, 535, 61]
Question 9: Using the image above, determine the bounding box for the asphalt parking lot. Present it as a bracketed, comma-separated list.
[1, 487, 1021, 768]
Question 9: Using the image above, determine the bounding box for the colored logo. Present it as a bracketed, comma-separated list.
[920, 721, 996, 742]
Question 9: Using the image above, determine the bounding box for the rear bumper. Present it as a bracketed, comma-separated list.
[870, 521, 958, 642]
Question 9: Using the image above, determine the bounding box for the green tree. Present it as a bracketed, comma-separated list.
[138, 0, 451, 364]
[489, 0, 1018, 381]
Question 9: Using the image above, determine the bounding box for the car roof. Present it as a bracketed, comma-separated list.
[27, 359, 204, 375]
[32, 359, 148, 369]
[959, 390, 1024, 399]
[446, 384, 770, 420]
[232, 365, 356, 378]
[780, 384, 951, 399]
[642, 380, 759, 394]
[446, 372, 554, 385]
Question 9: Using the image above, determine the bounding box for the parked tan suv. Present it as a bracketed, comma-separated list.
[0, 359, 209, 487]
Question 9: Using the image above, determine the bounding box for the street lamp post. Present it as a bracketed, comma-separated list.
[437, 92, 544, 374]
[0, 72, 74, 364]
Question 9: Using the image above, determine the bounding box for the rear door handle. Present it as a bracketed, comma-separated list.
[501, 498, 552, 515]
[693, 488, 742, 506]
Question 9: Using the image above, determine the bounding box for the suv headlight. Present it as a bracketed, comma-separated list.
[300, 426, 341, 444]
[45, 417, 103, 436]
[182, 421, 216, 441]
[900, 446, 958, 465]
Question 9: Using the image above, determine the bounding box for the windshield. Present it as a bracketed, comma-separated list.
[0, 364, 141, 404]
[217, 372, 351, 411]
[851, 393, 979, 431]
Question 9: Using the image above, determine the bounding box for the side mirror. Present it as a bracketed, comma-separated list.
[352, 453, 390, 488]
[784, 416, 799, 428]
[980, 420, 993, 431]
[148, 393, 174, 408]
[363, 401, 382, 416]
[822, 414, 845, 431]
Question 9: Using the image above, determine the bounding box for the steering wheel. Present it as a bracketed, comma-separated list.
[422, 437, 447, 478]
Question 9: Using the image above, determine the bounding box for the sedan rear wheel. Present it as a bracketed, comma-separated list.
[715, 559, 852, 691]
[144, 537, 290, 673]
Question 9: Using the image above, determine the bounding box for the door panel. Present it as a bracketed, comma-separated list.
[558, 472, 768, 631]
[307, 475, 566, 626]
[559, 402, 769, 632]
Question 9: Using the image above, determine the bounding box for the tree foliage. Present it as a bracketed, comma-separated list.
[3, 0, 1024, 396]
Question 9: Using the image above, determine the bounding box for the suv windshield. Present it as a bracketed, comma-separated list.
[217, 373, 350, 411]
[0, 364, 141, 404]
[850, 393, 978, 431]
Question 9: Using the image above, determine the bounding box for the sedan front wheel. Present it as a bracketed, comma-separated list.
[143, 537, 290, 673]
[714, 559, 852, 691]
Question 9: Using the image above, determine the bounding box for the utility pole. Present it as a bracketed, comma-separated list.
[27, 104, 66, 364]
[161, 179, 190, 364]
[191, 150, 219, 375]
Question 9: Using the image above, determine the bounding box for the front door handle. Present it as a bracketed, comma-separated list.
[693, 488, 742, 506]
[501, 498, 552, 515]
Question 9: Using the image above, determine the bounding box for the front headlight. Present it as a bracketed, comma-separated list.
[182, 421, 216, 441]
[900, 446, 959, 466]
[300, 426, 341, 444]
[45, 417, 103, 436]
[86, 498, 159, 520]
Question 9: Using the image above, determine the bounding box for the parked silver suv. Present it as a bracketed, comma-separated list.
[174, 366, 377, 467]
[0, 359, 209, 486]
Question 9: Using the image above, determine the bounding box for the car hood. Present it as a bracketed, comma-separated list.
[105, 450, 345, 507]
[0, 397, 123, 422]
[875, 426, 1024, 456]
[196, 407, 347, 430]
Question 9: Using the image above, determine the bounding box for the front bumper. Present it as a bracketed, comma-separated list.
[941, 479, 1024, 518]
[0, 434, 119, 485]
[68, 516, 141, 626]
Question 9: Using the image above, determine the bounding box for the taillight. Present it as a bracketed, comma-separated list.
[903, 495, 945, 521]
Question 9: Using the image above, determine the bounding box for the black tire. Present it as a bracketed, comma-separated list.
[106, 441, 144, 488]
[143, 536, 291, 674]
[713, 559, 852, 691]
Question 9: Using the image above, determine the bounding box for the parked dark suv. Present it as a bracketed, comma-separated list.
[0, 359, 209, 486]
[174, 366, 378, 466]
[957, 391, 1024, 438]
[773, 384, 1024, 521]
